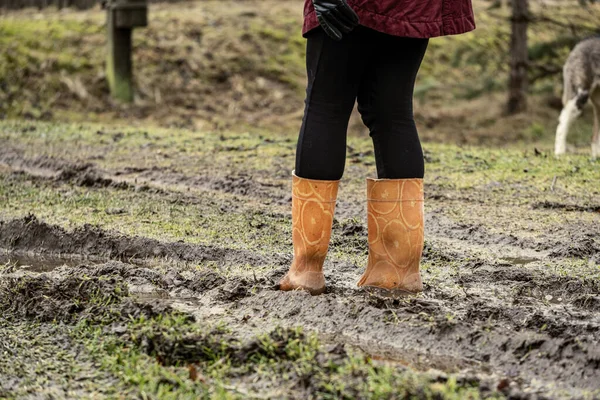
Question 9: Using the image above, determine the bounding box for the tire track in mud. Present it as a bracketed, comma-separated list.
[3, 146, 599, 263]
[533, 201, 600, 214]
[120, 166, 289, 203]
[0, 145, 289, 203]
[0, 146, 131, 189]
[0, 215, 288, 268]
[426, 209, 600, 261]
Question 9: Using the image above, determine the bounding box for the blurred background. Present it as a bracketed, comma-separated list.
[0, 0, 599, 146]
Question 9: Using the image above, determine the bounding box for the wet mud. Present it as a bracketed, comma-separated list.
[0, 262, 501, 398]
[1, 125, 599, 398]
[1, 244, 598, 398]
[533, 201, 600, 214]
[125, 167, 289, 203]
[1, 199, 599, 398]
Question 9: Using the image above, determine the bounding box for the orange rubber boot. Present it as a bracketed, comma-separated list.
[357, 178, 424, 295]
[279, 172, 339, 295]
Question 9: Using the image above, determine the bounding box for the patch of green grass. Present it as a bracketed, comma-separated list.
[0, 173, 290, 258]
[78, 314, 491, 399]
[424, 143, 599, 195]
[0, 320, 129, 399]
[4, 120, 599, 198]
[0, 120, 295, 177]
[0, 17, 103, 118]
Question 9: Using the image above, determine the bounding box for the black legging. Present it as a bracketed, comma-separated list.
[295, 26, 429, 181]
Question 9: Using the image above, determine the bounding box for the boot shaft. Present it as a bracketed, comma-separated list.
[291, 173, 339, 262]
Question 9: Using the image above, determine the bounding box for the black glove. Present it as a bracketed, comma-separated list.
[312, 0, 359, 41]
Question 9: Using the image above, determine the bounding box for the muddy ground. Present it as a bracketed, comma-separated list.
[0, 120, 599, 399]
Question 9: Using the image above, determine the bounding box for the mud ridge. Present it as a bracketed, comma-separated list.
[547, 235, 600, 259]
[63, 262, 229, 294]
[0, 261, 264, 323]
[134, 326, 314, 367]
[0, 215, 288, 267]
[67, 261, 270, 301]
[533, 201, 600, 214]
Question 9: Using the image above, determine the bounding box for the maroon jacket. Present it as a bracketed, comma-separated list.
[303, 0, 475, 38]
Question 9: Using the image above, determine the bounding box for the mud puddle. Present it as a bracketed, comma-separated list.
[500, 256, 540, 265]
[427, 234, 547, 267]
[0, 252, 87, 272]
[0, 250, 154, 274]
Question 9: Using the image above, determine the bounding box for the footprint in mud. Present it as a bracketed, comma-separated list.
[548, 236, 600, 260]
[500, 256, 539, 265]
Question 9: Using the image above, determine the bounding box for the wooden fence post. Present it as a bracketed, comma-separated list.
[506, 0, 529, 115]
[106, 0, 147, 103]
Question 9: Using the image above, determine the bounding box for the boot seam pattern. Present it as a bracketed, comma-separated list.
[291, 194, 337, 203]
[367, 199, 424, 202]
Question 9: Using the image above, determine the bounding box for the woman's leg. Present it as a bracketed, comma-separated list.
[295, 27, 367, 180]
[281, 27, 367, 295]
[357, 34, 428, 179]
[356, 33, 428, 294]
